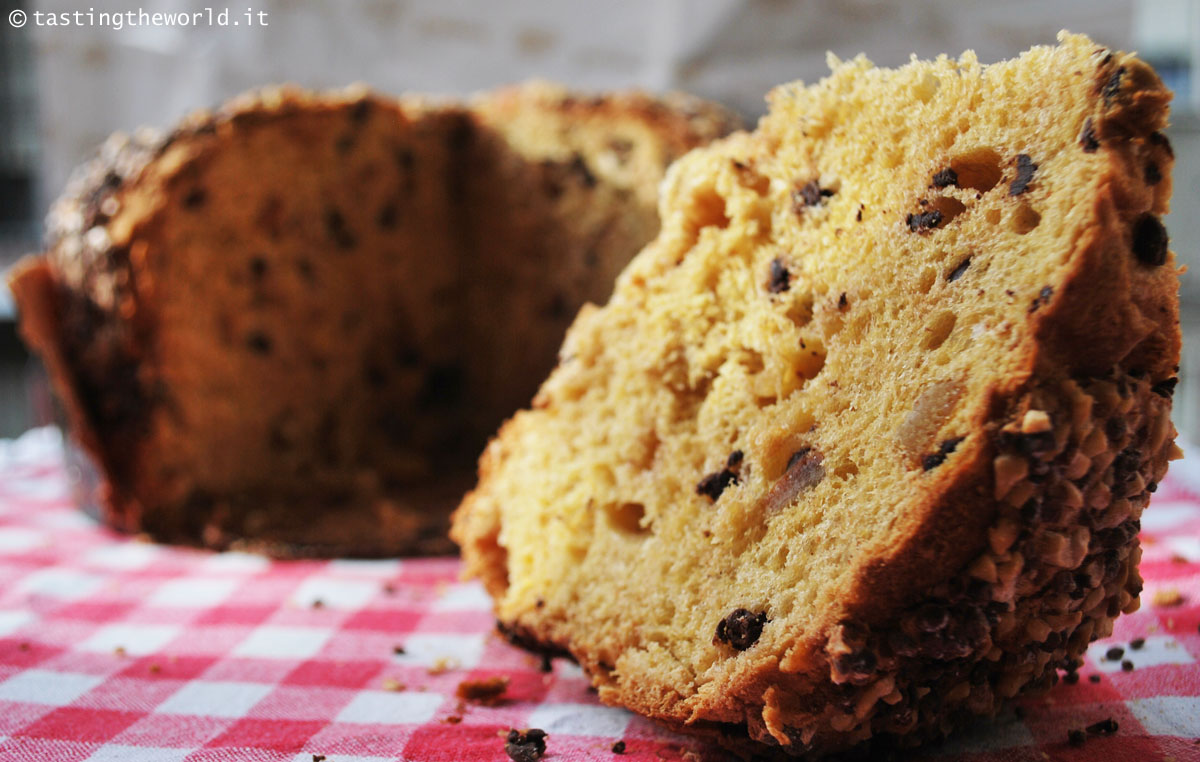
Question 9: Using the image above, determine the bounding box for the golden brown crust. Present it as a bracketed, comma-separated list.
[11, 83, 739, 557]
[453, 35, 1181, 758]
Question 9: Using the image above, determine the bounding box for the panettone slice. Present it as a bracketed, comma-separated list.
[452, 33, 1181, 758]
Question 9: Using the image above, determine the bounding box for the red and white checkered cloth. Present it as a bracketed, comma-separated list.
[0, 427, 1197, 762]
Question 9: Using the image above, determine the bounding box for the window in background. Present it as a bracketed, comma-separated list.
[0, 0, 39, 263]
[0, 0, 38, 436]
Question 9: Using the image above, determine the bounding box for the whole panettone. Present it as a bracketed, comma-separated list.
[452, 33, 1182, 757]
[9, 82, 740, 556]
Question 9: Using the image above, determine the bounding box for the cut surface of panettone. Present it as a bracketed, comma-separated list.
[9, 82, 739, 556]
[452, 33, 1181, 757]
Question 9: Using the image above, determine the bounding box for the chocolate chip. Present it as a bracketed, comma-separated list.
[325, 208, 357, 250]
[1149, 131, 1174, 158]
[1068, 728, 1087, 747]
[183, 188, 207, 208]
[931, 168, 958, 188]
[1121, 659, 1134, 672]
[696, 471, 736, 500]
[1105, 646, 1125, 660]
[1081, 118, 1100, 152]
[1029, 285, 1053, 313]
[697, 451, 743, 501]
[246, 332, 273, 355]
[544, 293, 570, 319]
[793, 180, 833, 208]
[349, 98, 372, 124]
[612, 740, 627, 754]
[921, 437, 964, 471]
[1145, 160, 1162, 185]
[1103, 66, 1126, 100]
[249, 256, 267, 279]
[947, 257, 970, 282]
[1132, 214, 1168, 266]
[767, 258, 791, 293]
[418, 364, 465, 408]
[376, 202, 399, 229]
[1089, 674, 1101, 683]
[1009, 154, 1036, 196]
[1130, 637, 1146, 650]
[1087, 718, 1119, 735]
[714, 608, 768, 650]
[838, 292, 849, 310]
[394, 147, 416, 172]
[313, 755, 326, 762]
[505, 728, 548, 762]
[907, 210, 942, 232]
[296, 258, 316, 283]
[856, 204, 864, 222]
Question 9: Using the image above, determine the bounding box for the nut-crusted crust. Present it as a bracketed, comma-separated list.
[10, 83, 740, 558]
[453, 36, 1182, 758]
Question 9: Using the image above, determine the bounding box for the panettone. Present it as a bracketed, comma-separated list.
[452, 34, 1182, 757]
[10, 82, 739, 556]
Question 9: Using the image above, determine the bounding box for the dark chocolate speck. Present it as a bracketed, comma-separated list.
[1103, 66, 1126, 101]
[932, 168, 958, 188]
[697, 451, 743, 502]
[1029, 285, 1053, 313]
[1152, 377, 1178, 398]
[767, 257, 791, 293]
[1010, 154, 1036, 196]
[907, 210, 942, 232]
[794, 180, 833, 208]
[1132, 214, 1168, 266]
[714, 608, 768, 650]
[325, 208, 357, 250]
[922, 437, 964, 471]
[505, 728, 547, 762]
[1081, 118, 1100, 152]
[246, 332, 273, 355]
[183, 188, 207, 208]
[947, 257, 971, 282]
[1145, 160, 1161, 185]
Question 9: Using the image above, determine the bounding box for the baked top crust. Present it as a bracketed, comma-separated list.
[10, 82, 739, 556]
[452, 33, 1181, 757]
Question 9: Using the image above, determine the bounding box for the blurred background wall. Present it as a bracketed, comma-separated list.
[0, 0, 1197, 438]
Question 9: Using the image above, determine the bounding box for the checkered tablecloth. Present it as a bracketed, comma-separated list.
[0, 427, 1197, 762]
